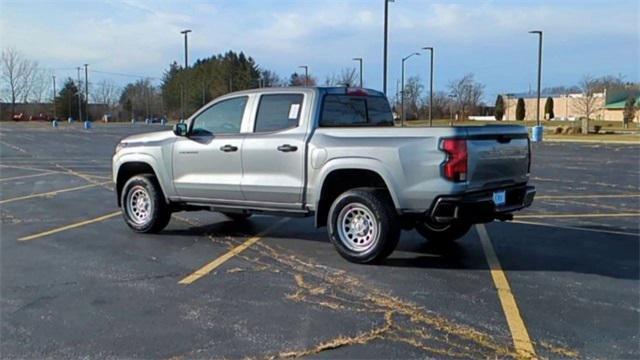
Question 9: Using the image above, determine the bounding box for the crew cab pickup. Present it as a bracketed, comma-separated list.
[113, 87, 535, 263]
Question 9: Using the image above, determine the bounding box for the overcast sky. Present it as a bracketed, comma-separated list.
[1, 0, 638, 100]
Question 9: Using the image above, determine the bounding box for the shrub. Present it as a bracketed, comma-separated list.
[494, 95, 505, 121]
[516, 98, 525, 121]
[545, 97, 554, 119]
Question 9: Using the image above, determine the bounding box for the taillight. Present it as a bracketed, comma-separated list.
[441, 138, 468, 182]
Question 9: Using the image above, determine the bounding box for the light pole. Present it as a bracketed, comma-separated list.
[76, 67, 82, 122]
[299, 65, 309, 87]
[52, 75, 56, 120]
[401, 52, 420, 126]
[353, 58, 363, 87]
[529, 30, 543, 131]
[383, 0, 394, 95]
[422, 47, 434, 126]
[84, 64, 89, 121]
[180, 29, 192, 121]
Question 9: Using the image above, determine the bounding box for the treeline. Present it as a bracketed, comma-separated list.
[392, 73, 487, 121]
[160, 51, 261, 118]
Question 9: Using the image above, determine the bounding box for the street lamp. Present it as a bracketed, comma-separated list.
[383, 0, 394, 95]
[298, 65, 309, 87]
[401, 52, 420, 126]
[352, 58, 363, 87]
[180, 29, 192, 121]
[422, 47, 434, 126]
[529, 30, 543, 141]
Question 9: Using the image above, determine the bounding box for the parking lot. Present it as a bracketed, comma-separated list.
[1, 122, 638, 359]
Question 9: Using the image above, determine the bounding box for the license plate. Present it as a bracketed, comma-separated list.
[493, 190, 506, 206]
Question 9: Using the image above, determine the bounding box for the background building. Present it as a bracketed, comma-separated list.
[503, 89, 639, 122]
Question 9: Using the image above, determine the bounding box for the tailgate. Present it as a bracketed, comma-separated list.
[465, 126, 530, 190]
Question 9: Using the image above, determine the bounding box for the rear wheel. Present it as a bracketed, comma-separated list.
[222, 212, 252, 221]
[415, 220, 471, 243]
[327, 189, 400, 264]
[121, 174, 171, 233]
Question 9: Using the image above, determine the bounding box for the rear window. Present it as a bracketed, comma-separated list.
[320, 95, 393, 127]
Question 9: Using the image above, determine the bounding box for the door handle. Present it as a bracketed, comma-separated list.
[219, 144, 238, 152]
[277, 144, 298, 152]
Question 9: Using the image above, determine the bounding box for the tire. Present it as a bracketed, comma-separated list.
[222, 212, 252, 221]
[121, 174, 171, 233]
[327, 188, 400, 264]
[415, 220, 471, 243]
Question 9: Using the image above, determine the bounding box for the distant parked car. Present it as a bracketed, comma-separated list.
[12, 113, 26, 121]
[29, 113, 53, 121]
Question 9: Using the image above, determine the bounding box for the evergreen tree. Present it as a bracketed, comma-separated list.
[544, 96, 554, 119]
[55, 78, 85, 121]
[516, 98, 526, 121]
[159, 51, 264, 119]
[623, 96, 637, 128]
[494, 95, 505, 121]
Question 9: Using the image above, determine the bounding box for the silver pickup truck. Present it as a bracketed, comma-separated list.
[113, 87, 535, 263]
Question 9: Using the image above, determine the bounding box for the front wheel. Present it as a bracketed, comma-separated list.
[327, 189, 400, 264]
[415, 220, 471, 243]
[121, 174, 171, 233]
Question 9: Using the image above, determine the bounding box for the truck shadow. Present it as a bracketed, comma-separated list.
[161, 215, 639, 281]
[383, 222, 639, 280]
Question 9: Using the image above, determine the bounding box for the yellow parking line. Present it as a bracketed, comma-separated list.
[476, 224, 537, 359]
[0, 171, 59, 182]
[179, 218, 289, 285]
[0, 181, 111, 204]
[516, 212, 640, 219]
[537, 194, 640, 199]
[18, 211, 121, 241]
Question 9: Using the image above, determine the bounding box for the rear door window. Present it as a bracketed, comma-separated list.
[254, 94, 304, 132]
[320, 95, 393, 127]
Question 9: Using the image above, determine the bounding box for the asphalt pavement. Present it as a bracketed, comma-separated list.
[1, 122, 638, 359]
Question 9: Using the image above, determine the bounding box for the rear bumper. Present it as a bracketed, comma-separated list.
[429, 184, 536, 224]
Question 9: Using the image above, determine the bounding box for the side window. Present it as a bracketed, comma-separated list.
[190, 96, 248, 136]
[254, 94, 304, 132]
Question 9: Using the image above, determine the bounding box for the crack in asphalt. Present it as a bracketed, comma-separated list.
[202, 231, 579, 360]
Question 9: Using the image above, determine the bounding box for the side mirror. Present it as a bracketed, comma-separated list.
[173, 123, 188, 136]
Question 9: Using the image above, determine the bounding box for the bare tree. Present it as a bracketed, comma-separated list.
[591, 74, 626, 93]
[93, 80, 120, 111]
[288, 72, 317, 87]
[324, 68, 358, 87]
[259, 70, 284, 87]
[447, 73, 485, 119]
[1, 48, 37, 115]
[29, 68, 53, 103]
[425, 91, 453, 119]
[403, 76, 423, 120]
[574, 75, 601, 119]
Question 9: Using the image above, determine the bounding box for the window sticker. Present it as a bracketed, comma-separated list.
[288, 104, 301, 119]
